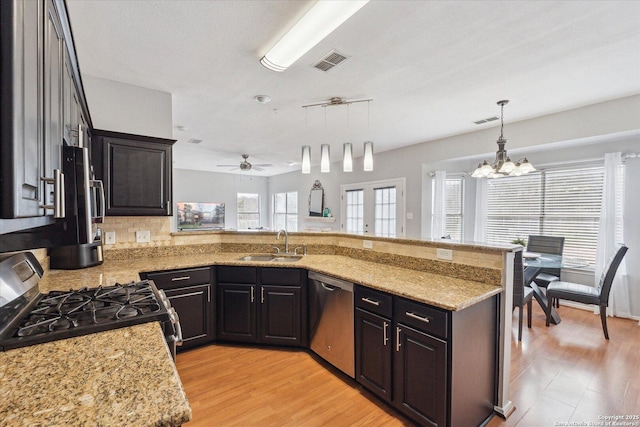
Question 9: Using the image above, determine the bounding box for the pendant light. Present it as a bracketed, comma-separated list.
[363, 100, 374, 172]
[301, 145, 311, 174]
[301, 108, 311, 173]
[343, 104, 353, 172]
[472, 100, 535, 178]
[321, 107, 330, 173]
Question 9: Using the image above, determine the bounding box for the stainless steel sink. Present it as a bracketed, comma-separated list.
[270, 256, 302, 262]
[237, 255, 277, 262]
[237, 254, 302, 262]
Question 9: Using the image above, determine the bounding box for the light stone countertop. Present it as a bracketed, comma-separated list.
[40, 253, 502, 311]
[0, 322, 191, 426]
[2, 252, 501, 426]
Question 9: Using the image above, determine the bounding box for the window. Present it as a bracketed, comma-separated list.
[431, 177, 464, 240]
[375, 187, 396, 238]
[237, 193, 260, 230]
[341, 178, 405, 237]
[345, 189, 364, 234]
[485, 164, 607, 265]
[273, 192, 298, 231]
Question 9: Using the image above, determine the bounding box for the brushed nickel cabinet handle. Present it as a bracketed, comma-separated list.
[383, 321, 389, 346]
[406, 311, 431, 324]
[361, 297, 380, 306]
[261, 287, 265, 304]
[396, 326, 401, 352]
[251, 286, 255, 303]
[171, 276, 191, 281]
[40, 169, 65, 218]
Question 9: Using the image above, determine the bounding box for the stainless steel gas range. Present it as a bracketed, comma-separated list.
[0, 252, 182, 358]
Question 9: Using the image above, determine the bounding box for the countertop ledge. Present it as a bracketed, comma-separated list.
[0, 322, 192, 427]
[40, 253, 502, 311]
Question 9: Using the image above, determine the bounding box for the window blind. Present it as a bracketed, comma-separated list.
[486, 165, 605, 266]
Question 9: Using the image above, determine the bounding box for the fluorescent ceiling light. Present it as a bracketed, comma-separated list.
[260, 0, 369, 72]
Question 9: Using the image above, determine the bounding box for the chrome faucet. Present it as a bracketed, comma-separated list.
[276, 229, 289, 254]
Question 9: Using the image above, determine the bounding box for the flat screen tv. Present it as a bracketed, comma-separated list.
[177, 202, 225, 230]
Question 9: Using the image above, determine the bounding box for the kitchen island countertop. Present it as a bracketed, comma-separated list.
[40, 253, 502, 311]
[0, 322, 191, 426]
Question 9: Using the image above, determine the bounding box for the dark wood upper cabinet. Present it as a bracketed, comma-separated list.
[92, 129, 175, 216]
[1, 0, 92, 241]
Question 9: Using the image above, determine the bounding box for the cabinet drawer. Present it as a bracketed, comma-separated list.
[146, 267, 211, 290]
[260, 268, 301, 285]
[355, 286, 393, 318]
[395, 298, 448, 339]
[218, 266, 257, 284]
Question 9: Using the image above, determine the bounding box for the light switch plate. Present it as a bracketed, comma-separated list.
[105, 231, 116, 245]
[363, 240, 373, 249]
[437, 248, 453, 261]
[136, 230, 151, 243]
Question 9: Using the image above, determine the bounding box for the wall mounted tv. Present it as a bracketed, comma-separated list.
[177, 202, 225, 230]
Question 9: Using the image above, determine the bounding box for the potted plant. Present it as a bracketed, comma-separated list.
[511, 237, 526, 247]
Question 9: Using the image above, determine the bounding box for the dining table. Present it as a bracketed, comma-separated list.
[523, 252, 590, 325]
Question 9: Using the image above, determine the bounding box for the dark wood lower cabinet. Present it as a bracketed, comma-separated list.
[260, 285, 302, 346]
[163, 284, 212, 350]
[394, 324, 447, 427]
[216, 266, 307, 347]
[217, 283, 256, 342]
[355, 285, 497, 427]
[141, 267, 214, 352]
[355, 308, 392, 401]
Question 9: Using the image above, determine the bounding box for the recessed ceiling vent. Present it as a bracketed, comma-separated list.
[473, 116, 499, 125]
[312, 49, 349, 72]
[188, 138, 202, 144]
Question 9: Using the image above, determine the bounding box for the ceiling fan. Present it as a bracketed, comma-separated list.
[216, 154, 273, 172]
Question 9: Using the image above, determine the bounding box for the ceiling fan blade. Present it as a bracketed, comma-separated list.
[252, 166, 264, 171]
[253, 164, 273, 167]
[216, 164, 237, 167]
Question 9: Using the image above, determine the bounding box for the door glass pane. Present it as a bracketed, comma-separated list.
[374, 186, 396, 238]
[346, 190, 364, 234]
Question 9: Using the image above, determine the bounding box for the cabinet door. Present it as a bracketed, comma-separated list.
[164, 284, 213, 350]
[103, 136, 172, 216]
[355, 308, 392, 402]
[0, 0, 44, 219]
[394, 324, 447, 427]
[259, 285, 302, 346]
[43, 0, 63, 208]
[217, 283, 256, 343]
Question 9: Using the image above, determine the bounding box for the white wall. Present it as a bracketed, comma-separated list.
[83, 75, 173, 138]
[173, 169, 269, 231]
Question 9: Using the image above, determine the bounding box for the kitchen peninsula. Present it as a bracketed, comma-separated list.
[2, 232, 517, 426]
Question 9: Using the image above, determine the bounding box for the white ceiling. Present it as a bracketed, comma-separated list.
[66, 0, 640, 176]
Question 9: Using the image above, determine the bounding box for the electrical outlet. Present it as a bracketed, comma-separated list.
[436, 248, 453, 261]
[105, 231, 116, 245]
[363, 240, 373, 249]
[136, 230, 151, 243]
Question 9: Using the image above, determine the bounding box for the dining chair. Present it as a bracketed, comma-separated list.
[527, 235, 565, 307]
[512, 251, 534, 341]
[545, 244, 628, 339]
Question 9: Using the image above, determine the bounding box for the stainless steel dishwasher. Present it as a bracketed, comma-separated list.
[308, 271, 355, 378]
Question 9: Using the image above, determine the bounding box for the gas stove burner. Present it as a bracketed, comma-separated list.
[1, 278, 172, 351]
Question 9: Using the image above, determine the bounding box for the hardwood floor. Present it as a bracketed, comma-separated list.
[176, 304, 639, 426]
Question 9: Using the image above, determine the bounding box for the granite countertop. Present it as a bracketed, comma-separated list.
[0, 322, 191, 426]
[2, 252, 501, 426]
[40, 253, 502, 311]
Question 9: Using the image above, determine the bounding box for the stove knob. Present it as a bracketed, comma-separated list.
[157, 289, 171, 308]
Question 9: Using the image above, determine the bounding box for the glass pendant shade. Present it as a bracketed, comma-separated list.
[343, 142, 353, 172]
[301, 145, 311, 174]
[320, 144, 330, 173]
[363, 141, 374, 171]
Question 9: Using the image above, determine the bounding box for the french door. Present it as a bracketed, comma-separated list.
[341, 178, 405, 237]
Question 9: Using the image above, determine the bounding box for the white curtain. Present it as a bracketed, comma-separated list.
[431, 171, 447, 239]
[595, 152, 630, 318]
[474, 178, 488, 242]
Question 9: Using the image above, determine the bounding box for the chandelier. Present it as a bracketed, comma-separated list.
[471, 100, 535, 178]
